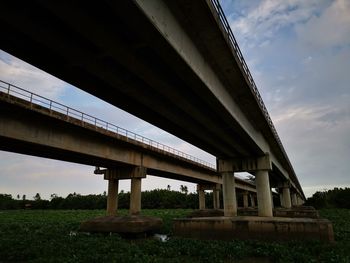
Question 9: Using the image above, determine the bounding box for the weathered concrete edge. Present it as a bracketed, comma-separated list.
[173, 216, 334, 243]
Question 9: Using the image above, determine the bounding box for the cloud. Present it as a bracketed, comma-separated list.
[222, 0, 350, 196]
[228, 0, 327, 47]
[0, 50, 67, 99]
[295, 0, 350, 51]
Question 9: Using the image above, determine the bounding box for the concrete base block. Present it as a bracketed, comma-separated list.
[173, 216, 334, 242]
[187, 209, 224, 218]
[80, 215, 162, 235]
[274, 208, 319, 218]
[187, 207, 319, 219]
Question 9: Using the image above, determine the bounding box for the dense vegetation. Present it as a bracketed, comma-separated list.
[0, 189, 218, 210]
[0, 209, 349, 262]
[305, 187, 350, 209]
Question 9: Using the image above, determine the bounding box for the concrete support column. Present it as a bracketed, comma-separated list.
[291, 193, 297, 206]
[107, 179, 119, 216]
[198, 188, 206, 210]
[282, 187, 292, 208]
[271, 191, 275, 209]
[130, 178, 142, 215]
[213, 185, 220, 209]
[222, 172, 237, 217]
[279, 193, 284, 207]
[297, 195, 304, 206]
[250, 194, 255, 207]
[243, 191, 249, 208]
[255, 170, 273, 217]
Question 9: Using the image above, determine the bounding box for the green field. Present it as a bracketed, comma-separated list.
[0, 209, 349, 262]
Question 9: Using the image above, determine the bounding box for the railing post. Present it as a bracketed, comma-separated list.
[30, 93, 33, 109]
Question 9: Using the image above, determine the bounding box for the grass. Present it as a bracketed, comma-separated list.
[0, 209, 349, 262]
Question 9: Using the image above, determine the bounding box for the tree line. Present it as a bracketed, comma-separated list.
[305, 187, 350, 209]
[0, 189, 220, 210]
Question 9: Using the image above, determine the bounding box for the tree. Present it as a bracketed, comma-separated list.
[167, 185, 171, 191]
[50, 193, 58, 200]
[22, 194, 26, 201]
[17, 194, 20, 200]
[34, 193, 41, 201]
[180, 185, 188, 194]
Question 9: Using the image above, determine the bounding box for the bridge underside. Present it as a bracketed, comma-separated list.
[0, 0, 256, 157]
[0, 1, 303, 197]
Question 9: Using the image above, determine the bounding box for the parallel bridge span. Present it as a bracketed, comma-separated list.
[0, 80, 255, 193]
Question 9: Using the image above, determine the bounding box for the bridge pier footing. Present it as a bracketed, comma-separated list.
[80, 166, 162, 235]
[173, 216, 334, 242]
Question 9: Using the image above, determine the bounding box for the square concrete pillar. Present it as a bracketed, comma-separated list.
[255, 170, 273, 217]
[250, 194, 256, 207]
[213, 184, 221, 209]
[107, 179, 119, 216]
[198, 188, 206, 210]
[279, 193, 284, 207]
[243, 191, 249, 208]
[282, 187, 292, 208]
[130, 178, 142, 215]
[222, 172, 237, 217]
[291, 193, 298, 206]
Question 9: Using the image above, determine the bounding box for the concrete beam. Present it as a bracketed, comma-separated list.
[104, 167, 147, 180]
[218, 154, 272, 173]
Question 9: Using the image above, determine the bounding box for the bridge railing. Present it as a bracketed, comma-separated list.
[208, 0, 293, 171]
[0, 79, 215, 170]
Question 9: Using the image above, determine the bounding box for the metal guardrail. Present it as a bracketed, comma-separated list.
[0, 79, 216, 170]
[208, 0, 293, 171]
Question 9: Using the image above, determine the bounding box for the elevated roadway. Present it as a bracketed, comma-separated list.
[0, 82, 255, 193]
[0, 1, 304, 216]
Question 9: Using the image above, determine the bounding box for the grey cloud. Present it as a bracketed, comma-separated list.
[0, 50, 67, 99]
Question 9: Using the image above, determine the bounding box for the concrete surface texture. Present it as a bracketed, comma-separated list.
[173, 216, 334, 242]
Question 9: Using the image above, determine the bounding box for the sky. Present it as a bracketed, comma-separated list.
[0, 0, 349, 199]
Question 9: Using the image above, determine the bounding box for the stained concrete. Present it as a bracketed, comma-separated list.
[187, 207, 319, 219]
[173, 216, 334, 242]
[80, 215, 162, 234]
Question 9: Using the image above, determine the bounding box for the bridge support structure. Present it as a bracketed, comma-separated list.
[103, 166, 147, 216]
[196, 184, 221, 210]
[291, 192, 298, 206]
[218, 154, 273, 217]
[80, 166, 162, 235]
[250, 193, 256, 207]
[278, 181, 292, 209]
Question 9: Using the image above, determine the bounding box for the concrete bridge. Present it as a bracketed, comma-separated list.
[0, 1, 333, 242]
[0, 0, 304, 219]
[0, 80, 256, 215]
